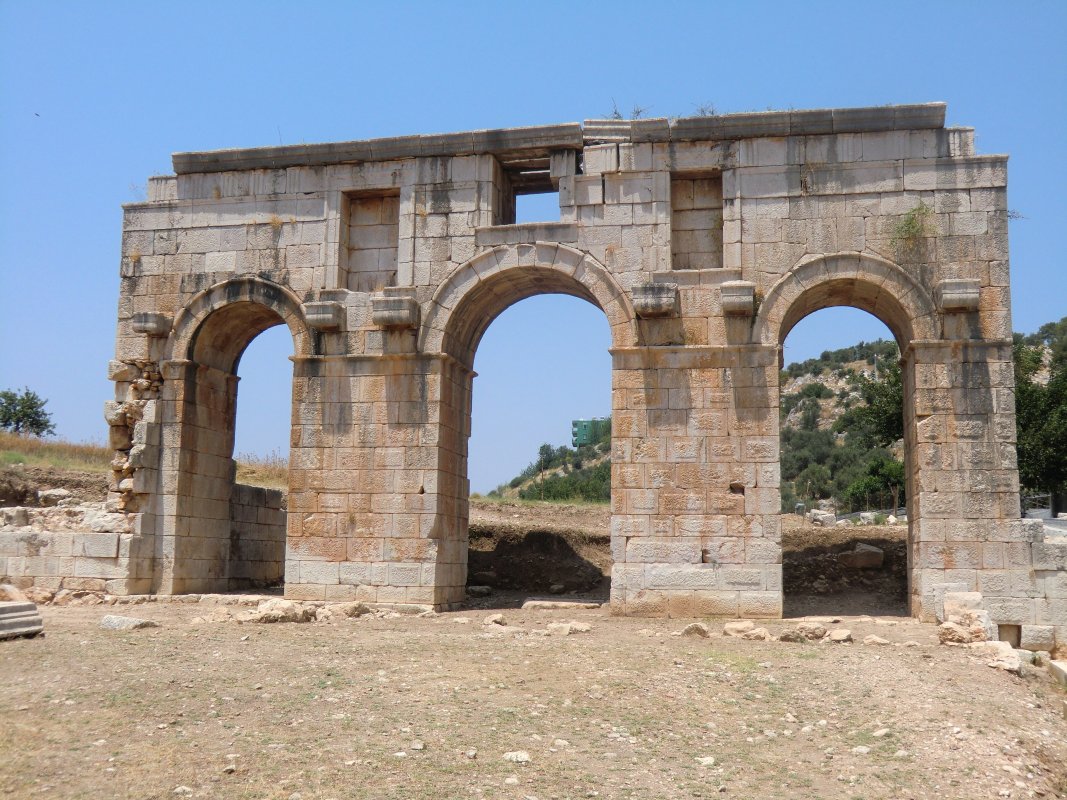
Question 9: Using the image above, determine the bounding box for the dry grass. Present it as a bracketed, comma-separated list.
[0, 432, 290, 488]
[0, 431, 111, 473]
[234, 448, 289, 489]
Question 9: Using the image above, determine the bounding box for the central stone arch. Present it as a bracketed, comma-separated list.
[422, 242, 638, 365]
[419, 242, 637, 605]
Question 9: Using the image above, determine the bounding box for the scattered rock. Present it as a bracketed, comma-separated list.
[549, 584, 566, 594]
[694, 756, 716, 766]
[326, 601, 371, 618]
[828, 629, 853, 644]
[411, 740, 425, 751]
[741, 627, 773, 641]
[521, 600, 601, 610]
[483, 613, 506, 626]
[0, 584, 27, 602]
[780, 621, 826, 643]
[838, 543, 883, 569]
[503, 750, 531, 763]
[723, 620, 754, 637]
[245, 599, 314, 624]
[552, 739, 570, 749]
[872, 728, 891, 738]
[979, 641, 1022, 674]
[99, 615, 159, 631]
[37, 488, 71, 506]
[547, 621, 592, 636]
[851, 745, 871, 754]
[467, 585, 492, 597]
[23, 587, 54, 604]
[938, 621, 986, 645]
[681, 622, 710, 638]
[863, 635, 891, 646]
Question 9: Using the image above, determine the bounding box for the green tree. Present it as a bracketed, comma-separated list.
[0, 387, 56, 437]
[1014, 337, 1067, 503]
[834, 358, 903, 448]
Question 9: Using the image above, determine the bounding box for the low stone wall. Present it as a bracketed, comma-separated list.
[0, 502, 149, 595]
[227, 483, 285, 590]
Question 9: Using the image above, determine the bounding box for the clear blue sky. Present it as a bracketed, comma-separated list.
[1, 1, 1064, 493]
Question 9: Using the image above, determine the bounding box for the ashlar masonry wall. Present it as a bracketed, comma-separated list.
[80, 102, 1067, 655]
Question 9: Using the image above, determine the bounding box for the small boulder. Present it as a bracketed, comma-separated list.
[741, 627, 772, 641]
[838, 543, 883, 569]
[863, 634, 891, 646]
[23, 587, 54, 604]
[248, 599, 314, 624]
[467, 586, 492, 597]
[723, 620, 755, 637]
[100, 615, 159, 631]
[502, 750, 531, 764]
[828, 629, 853, 644]
[483, 613, 506, 626]
[325, 602, 372, 619]
[0, 584, 28, 602]
[37, 488, 71, 507]
[681, 622, 710, 638]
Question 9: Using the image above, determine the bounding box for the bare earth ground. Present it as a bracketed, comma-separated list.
[2, 603, 1066, 800]
[3, 471, 1067, 798]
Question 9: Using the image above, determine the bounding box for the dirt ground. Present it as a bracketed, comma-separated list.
[2, 602, 1066, 800]
[5, 470, 1066, 798]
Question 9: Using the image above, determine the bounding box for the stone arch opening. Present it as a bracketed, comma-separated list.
[778, 308, 910, 618]
[423, 244, 635, 605]
[756, 254, 937, 619]
[157, 278, 310, 594]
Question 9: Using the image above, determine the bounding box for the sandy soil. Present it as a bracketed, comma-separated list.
[2, 602, 1065, 800]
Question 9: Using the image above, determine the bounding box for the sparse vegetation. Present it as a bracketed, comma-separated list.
[0, 430, 109, 473]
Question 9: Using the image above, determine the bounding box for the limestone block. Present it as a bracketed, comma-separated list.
[720, 281, 756, 316]
[632, 283, 678, 318]
[73, 534, 120, 559]
[936, 279, 981, 312]
[370, 294, 419, 330]
[1020, 625, 1055, 652]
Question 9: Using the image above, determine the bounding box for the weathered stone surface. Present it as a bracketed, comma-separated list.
[723, 620, 755, 637]
[59, 102, 1054, 647]
[838, 544, 883, 569]
[99, 615, 159, 631]
[0, 600, 44, 639]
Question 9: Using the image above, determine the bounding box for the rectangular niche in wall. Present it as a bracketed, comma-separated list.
[671, 173, 723, 270]
[344, 190, 400, 293]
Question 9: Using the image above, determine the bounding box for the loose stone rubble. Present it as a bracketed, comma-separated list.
[1, 102, 1064, 656]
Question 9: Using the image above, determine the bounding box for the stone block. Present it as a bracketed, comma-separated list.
[1019, 625, 1055, 652]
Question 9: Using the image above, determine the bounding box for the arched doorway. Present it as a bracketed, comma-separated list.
[422, 243, 637, 606]
[777, 307, 909, 617]
[157, 278, 311, 594]
[754, 253, 941, 618]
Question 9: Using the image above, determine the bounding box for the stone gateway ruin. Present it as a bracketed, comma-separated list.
[17, 103, 1067, 649]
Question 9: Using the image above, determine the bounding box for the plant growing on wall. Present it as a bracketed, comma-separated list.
[892, 202, 934, 261]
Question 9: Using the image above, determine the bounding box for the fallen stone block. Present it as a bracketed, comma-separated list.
[1049, 660, 1067, 688]
[723, 620, 754, 637]
[828, 629, 853, 643]
[681, 622, 710, 638]
[521, 599, 601, 610]
[838, 543, 883, 569]
[0, 600, 44, 640]
[99, 614, 159, 631]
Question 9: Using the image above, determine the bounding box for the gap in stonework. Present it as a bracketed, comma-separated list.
[466, 294, 612, 608]
[230, 323, 293, 594]
[779, 307, 910, 618]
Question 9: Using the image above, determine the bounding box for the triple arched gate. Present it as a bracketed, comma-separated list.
[98, 105, 1064, 654]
